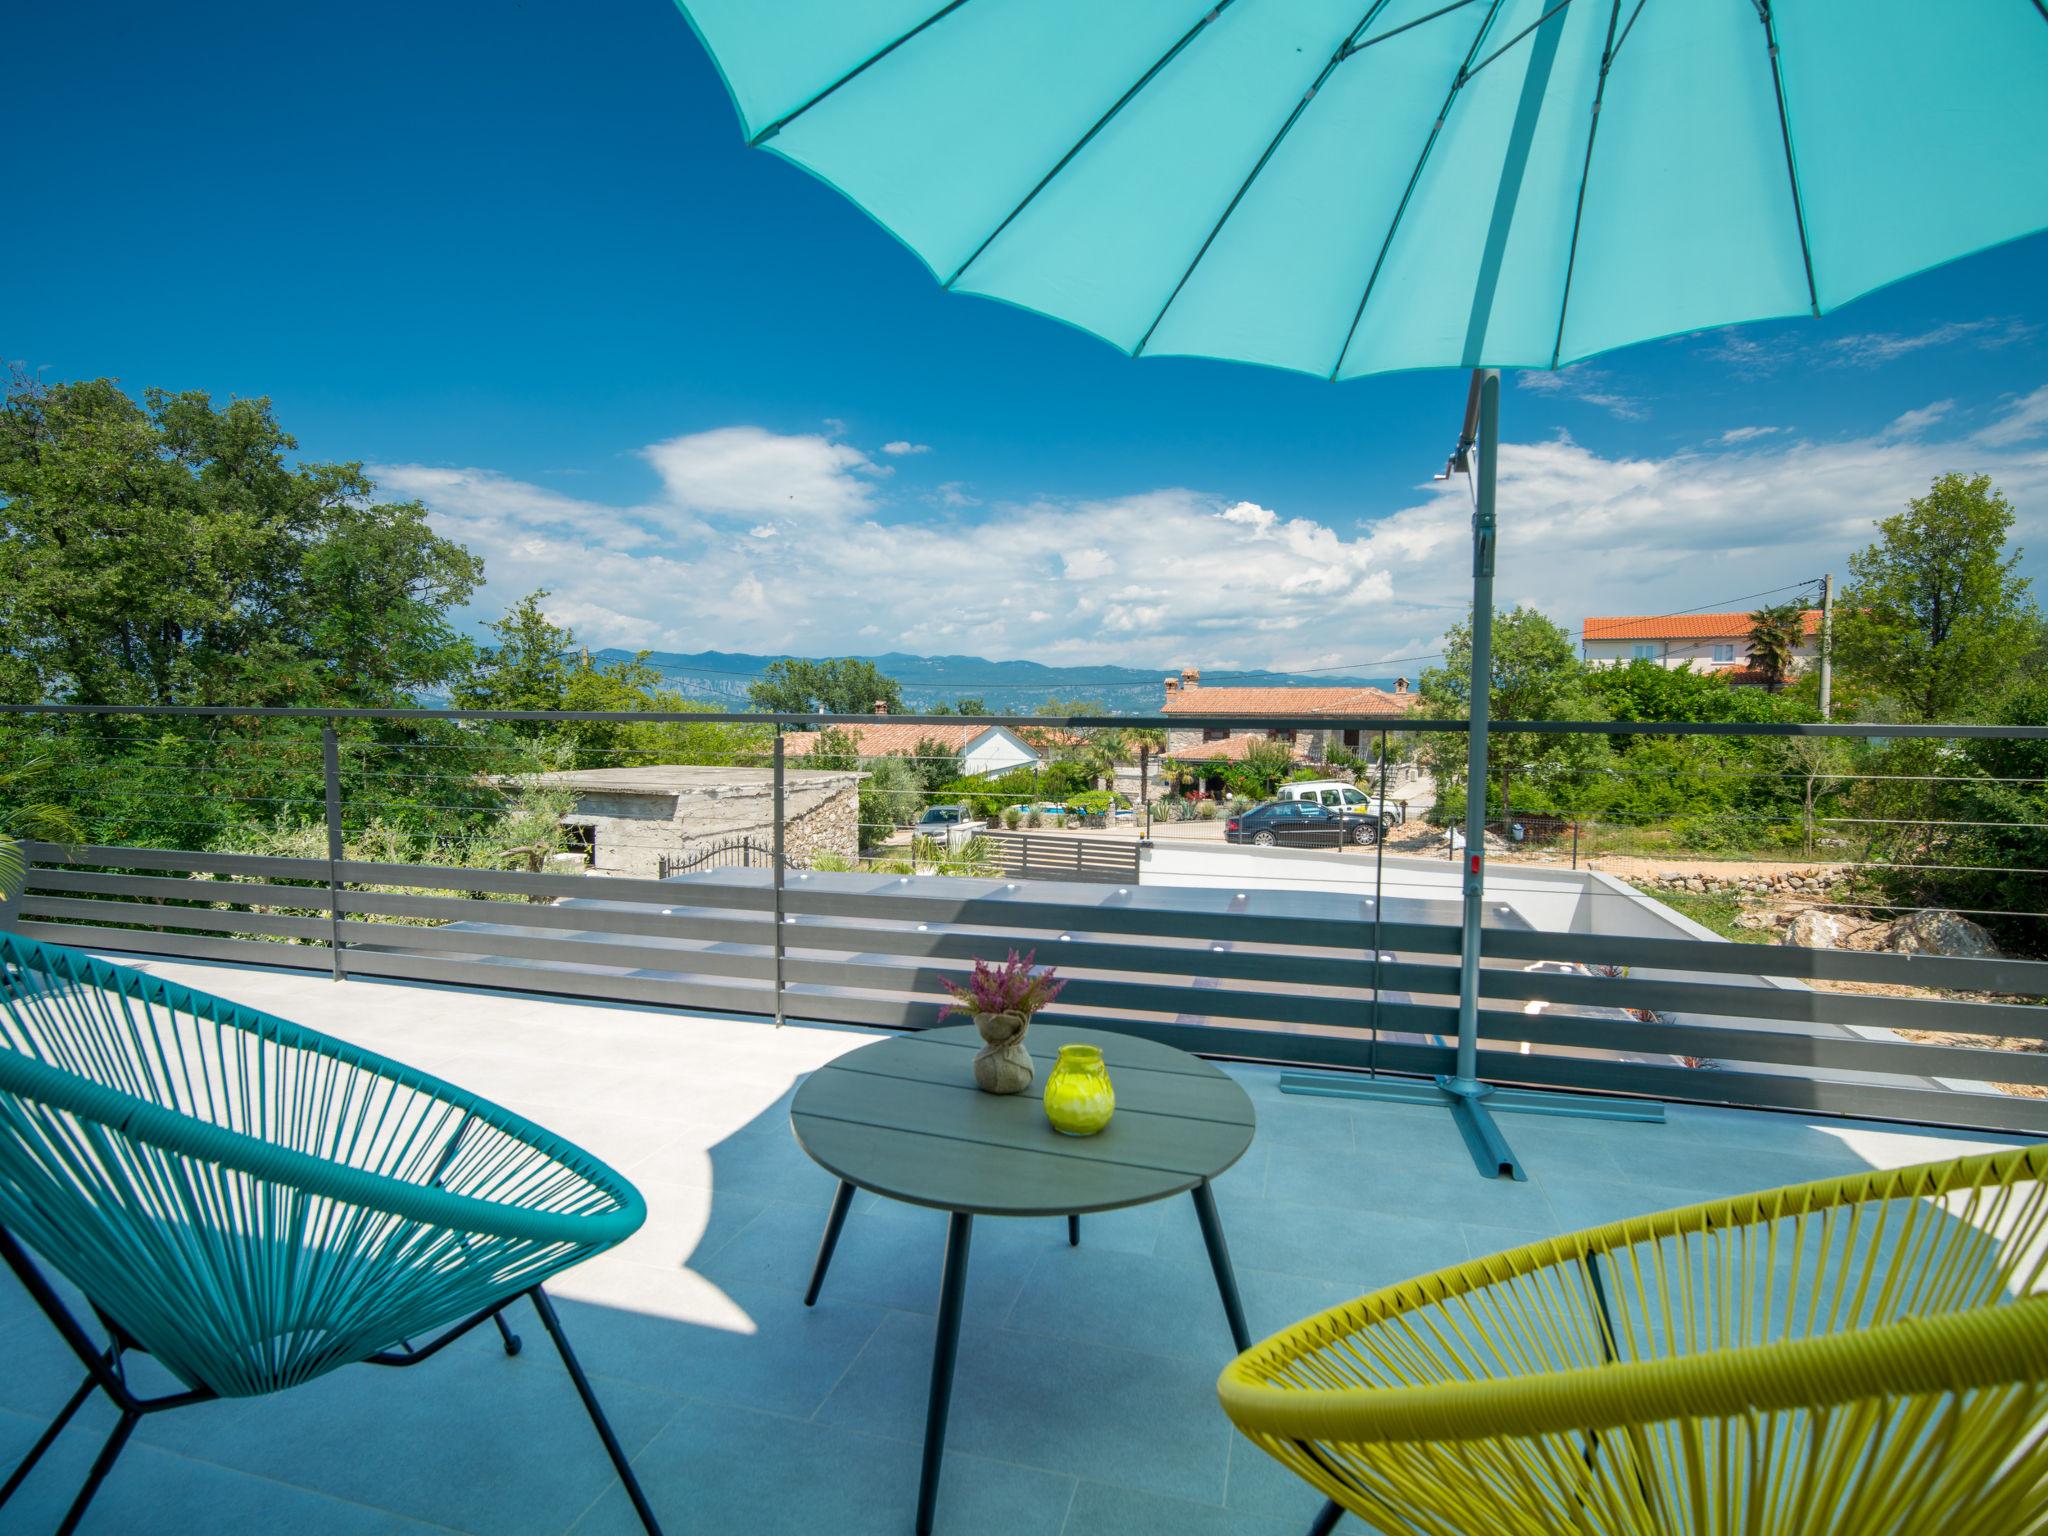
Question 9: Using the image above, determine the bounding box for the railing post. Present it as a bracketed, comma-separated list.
[320, 726, 346, 982]
[771, 729, 787, 1028]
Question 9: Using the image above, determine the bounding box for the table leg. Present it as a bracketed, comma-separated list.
[1190, 1180, 1250, 1354]
[805, 1180, 855, 1307]
[1067, 1214, 1080, 1247]
[917, 1212, 973, 1536]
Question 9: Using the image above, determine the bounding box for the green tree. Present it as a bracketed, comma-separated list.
[1101, 726, 1168, 821]
[907, 737, 964, 794]
[456, 593, 569, 713]
[1219, 737, 1299, 801]
[0, 374, 481, 706]
[456, 591, 768, 768]
[1834, 473, 2037, 721]
[746, 657, 904, 716]
[1745, 601, 1807, 693]
[1583, 658, 1776, 724]
[1420, 606, 1610, 825]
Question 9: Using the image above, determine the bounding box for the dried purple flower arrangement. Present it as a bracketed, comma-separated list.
[938, 949, 1065, 1022]
[942, 950, 1066, 1094]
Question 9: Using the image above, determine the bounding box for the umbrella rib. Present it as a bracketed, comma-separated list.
[1340, 0, 1489, 59]
[1756, 2, 1821, 316]
[1549, 0, 1626, 369]
[747, 0, 978, 147]
[1130, 2, 1398, 359]
[1606, 0, 1651, 66]
[945, 0, 1241, 291]
[1328, 0, 1508, 381]
[1465, 0, 1578, 83]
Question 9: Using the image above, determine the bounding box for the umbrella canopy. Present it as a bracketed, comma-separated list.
[675, 0, 2048, 380]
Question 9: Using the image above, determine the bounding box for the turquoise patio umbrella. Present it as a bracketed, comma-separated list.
[672, 0, 2048, 1171]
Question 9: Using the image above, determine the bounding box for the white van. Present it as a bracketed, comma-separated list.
[1275, 779, 1403, 830]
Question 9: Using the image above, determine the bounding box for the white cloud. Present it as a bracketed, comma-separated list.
[1975, 384, 2048, 448]
[930, 481, 980, 508]
[1880, 400, 1954, 439]
[1356, 413, 2048, 661]
[1825, 319, 2034, 368]
[1516, 365, 1645, 420]
[640, 425, 877, 519]
[377, 400, 2048, 674]
[1710, 317, 2036, 378]
[1716, 425, 1785, 445]
[880, 440, 930, 456]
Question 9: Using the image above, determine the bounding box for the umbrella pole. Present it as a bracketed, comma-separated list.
[1437, 369, 1519, 1175]
[1279, 369, 1662, 1174]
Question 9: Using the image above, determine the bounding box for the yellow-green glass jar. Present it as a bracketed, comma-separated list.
[1043, 1043, 1115, 1136]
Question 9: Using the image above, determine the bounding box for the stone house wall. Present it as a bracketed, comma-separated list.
[565, 771, 863, 877]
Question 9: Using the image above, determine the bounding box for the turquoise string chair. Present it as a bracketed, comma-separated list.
[0, 933, 665, 1534]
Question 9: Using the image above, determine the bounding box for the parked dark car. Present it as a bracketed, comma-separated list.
[1225, 800, 1378, 848]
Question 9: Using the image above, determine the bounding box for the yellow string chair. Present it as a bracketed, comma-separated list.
[1220, 1144, 2048, 1536]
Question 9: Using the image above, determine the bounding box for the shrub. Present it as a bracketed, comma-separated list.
[1072, 790, 1113, 815]
[1026, 809, 1043, 828]
[1002, 805, 1022, 829]
[1195, 800, 1219, 821]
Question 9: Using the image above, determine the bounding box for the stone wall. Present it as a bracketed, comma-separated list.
[1640, 868, 1845, 899]
[564, 770, 864, 877]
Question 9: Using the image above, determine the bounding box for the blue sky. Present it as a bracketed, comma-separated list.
[10, 0, 2048, 675]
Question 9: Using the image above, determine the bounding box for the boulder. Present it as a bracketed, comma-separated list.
[1784, 910, 1853, 949]
[1882, 909, 2000, 960]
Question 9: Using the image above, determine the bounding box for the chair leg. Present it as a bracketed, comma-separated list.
[1067, 1214, 1080, 1247]
[1306, 1496, 1345, 1535]
[492, 1309, 523, 1356]
[0, 1372, 97, 1508]
[527, 1287, 664, 1536]
[56, 1408, 137, 1536]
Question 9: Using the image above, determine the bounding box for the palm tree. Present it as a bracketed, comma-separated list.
[1100, 727, 1168, 835]
[0, 756, 87, 930]
[1746, 602, 1807, 692]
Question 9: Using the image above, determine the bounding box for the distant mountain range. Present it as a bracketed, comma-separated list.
[594, 648, 1403, 715]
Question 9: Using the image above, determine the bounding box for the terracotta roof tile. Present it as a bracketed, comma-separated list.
[1160, 685, 1417, 716]
[1582, 610, 1821, 641]
[779, 722, 991, 759]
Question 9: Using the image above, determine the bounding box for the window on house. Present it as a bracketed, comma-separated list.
[1202, 728, 1228, 743]
[1341, 729, 1360, 749]
[1270, 729, 1296, 744]
[1631, 643, 1657, 661]
[1711, 643, 1737, 663]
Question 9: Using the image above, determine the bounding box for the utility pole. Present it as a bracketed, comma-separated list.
[1818, 572, 1834, 721]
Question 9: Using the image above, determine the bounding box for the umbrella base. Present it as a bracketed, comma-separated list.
[1278, 1072, 1664, 1180]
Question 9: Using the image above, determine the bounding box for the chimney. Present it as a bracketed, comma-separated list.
[1394, 677, 1409, 695]
[873, 700, 888, 714]
[1163, 676, 1179, 696]
[1180, 666, 1200, 686]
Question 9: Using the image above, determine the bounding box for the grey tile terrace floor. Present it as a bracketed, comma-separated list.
[0, 956, 2025, 1536]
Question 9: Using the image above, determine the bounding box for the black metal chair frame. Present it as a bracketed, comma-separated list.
[0, 1225, 664, 1536]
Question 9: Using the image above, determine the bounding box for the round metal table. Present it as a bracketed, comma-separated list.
[790, 1023, 1258, 1536]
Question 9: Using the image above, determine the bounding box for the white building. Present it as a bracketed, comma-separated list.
[1582, 611, 1821, 679]
[777, 718, 1042, 778]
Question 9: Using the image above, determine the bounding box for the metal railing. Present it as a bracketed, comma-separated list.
[4, 701, 2045, 1134]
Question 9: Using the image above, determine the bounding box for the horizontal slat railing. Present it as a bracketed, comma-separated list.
[16, 841, 2048, 1133]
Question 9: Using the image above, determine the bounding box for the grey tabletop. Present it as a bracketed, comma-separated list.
[789, 1024, 1257, 1218]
